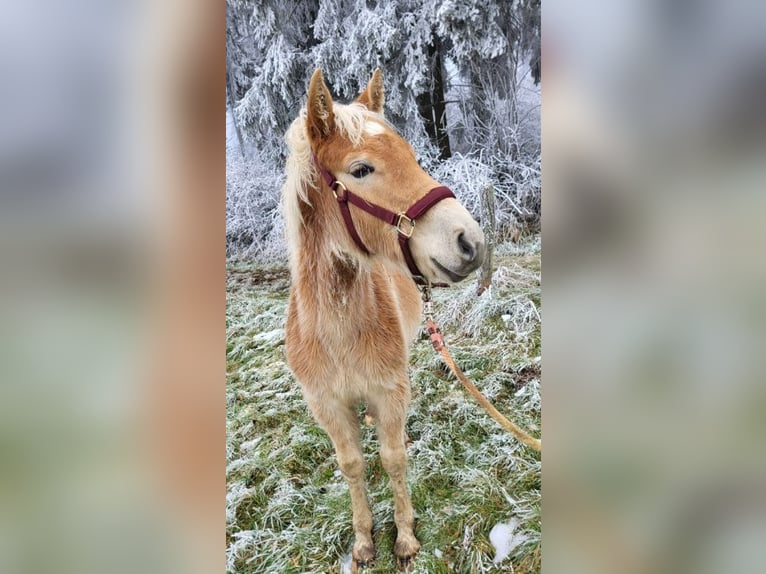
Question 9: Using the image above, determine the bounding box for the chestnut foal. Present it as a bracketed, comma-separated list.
[283, 68, 484, 569]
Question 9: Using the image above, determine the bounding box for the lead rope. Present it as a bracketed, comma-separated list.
[420, 283, 542, 453]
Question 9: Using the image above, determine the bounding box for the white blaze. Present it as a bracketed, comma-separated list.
[363, 121, 385, 136]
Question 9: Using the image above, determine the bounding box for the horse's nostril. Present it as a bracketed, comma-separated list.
[457, 231, 475, 261]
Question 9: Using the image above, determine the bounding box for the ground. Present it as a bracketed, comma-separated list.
[226, 236, 541, 574]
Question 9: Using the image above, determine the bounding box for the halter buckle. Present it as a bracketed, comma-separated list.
[396, 213, 415, 238]
[331, 180, 347, 201]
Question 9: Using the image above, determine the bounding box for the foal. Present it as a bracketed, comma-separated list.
[283, 68, 485, 569]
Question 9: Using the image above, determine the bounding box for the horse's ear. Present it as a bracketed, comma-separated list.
[306, 69, 335, 144]
[356, 68, 385, 114]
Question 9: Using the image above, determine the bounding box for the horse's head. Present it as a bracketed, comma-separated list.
[305, 68, 485, 285]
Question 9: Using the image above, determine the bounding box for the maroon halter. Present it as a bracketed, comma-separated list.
[312, 154, 455, 284]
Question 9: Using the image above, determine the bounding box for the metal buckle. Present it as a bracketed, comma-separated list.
[396, 213, 415, 238]
[332, 180, 347, 200]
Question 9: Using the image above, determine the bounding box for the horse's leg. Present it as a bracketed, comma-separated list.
[371, 388, 420, 569]
[309, 399, 375, 566]
[363, 404, 411, 446]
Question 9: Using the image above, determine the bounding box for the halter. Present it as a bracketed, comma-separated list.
[312, 153, 455, 285]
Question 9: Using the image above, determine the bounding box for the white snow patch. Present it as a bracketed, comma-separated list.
[434, 548, 443, 559]
[253, 328, 284, 346]
[490, 518, 528, 564]
[339, 552, 354, 574]
[226, 481, 254, 524]
[240, 437, 261, 452]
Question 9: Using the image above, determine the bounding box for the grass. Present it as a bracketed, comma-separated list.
[226, 236, 541, 573]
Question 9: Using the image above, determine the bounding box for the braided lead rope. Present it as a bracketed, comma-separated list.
[420, 283, 542, 453]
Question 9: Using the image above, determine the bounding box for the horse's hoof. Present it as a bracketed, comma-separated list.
[352, 542, 376, 571]
[352, 558, 373, 572]
[394, 538, 420, 571]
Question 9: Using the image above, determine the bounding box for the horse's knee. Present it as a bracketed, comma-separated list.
[380, 445, 407, 475]
[338, 454, 365, 481]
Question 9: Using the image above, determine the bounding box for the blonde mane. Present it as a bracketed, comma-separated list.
[282, 102, 386, 270]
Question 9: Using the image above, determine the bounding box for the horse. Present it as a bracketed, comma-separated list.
[283, 68, 485, 570]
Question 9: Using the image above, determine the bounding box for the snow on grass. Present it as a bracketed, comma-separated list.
[496, 234, 541, 256]
[339, 553, 354, 574]
[226, 238, 541, 573]
[490, 518, 528, 565]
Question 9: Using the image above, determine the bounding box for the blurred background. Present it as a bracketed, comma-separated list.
[543, 0, 766, 572]
[0, 1, 223, 573]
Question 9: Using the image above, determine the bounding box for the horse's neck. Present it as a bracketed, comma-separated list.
[290, 210, 423, 355]
[293, 220, 374, 332]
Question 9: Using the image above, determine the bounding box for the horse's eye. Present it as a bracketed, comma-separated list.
[351, 164, 374, 179]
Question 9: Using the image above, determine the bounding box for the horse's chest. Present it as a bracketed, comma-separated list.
[323, 308, 408, 367]
[286, 268, 421, 387]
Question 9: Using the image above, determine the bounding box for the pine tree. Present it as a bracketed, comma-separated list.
[228, 0, 540, 163]
[228, 0, 320, 162]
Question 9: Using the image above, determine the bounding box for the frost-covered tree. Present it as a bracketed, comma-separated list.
[228, 0, 456, 161]
[227, 0, 320, 162]
[229, 0, 540, 163]
[436, 0, 541, 156]
[226, 1, 254, 158]
[312, 0, 450, 156]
